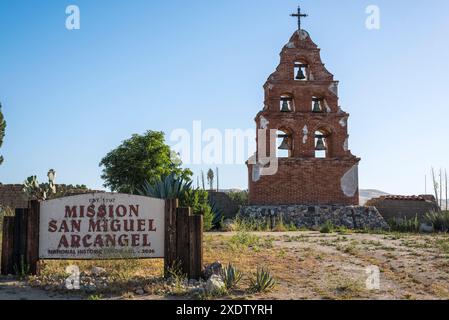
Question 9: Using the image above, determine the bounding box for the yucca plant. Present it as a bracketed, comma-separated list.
[425, 211, 449, 232]
[249, 267, 276, 293]
[220, 263, 243, 290]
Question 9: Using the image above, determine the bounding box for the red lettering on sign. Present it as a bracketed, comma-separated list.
[65, 206, 77, 218]
[48, 219, 58, 232]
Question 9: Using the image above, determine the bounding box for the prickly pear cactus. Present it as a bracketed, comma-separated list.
[23, 169, 57, 200]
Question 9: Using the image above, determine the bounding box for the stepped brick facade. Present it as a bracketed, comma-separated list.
[247, 28, 361, 206]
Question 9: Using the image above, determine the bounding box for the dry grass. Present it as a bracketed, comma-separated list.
[3, 230, 449, 300]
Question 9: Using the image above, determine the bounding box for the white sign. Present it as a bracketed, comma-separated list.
[39, 193, 165, 260]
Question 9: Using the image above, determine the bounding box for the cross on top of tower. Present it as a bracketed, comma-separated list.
[290, 6, 308, 31]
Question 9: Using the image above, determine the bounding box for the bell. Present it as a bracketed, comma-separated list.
[315, 137, 326, 151]
[312, 99, 322, 113]
[278, 137, 290, 150]
[281, 99, 291, 112]
[295, 67, 306, 80]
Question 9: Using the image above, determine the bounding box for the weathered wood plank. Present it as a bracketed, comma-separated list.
[189, 214, 203, 280]
[13, 209, 28, 274]
[176, 207, 191, 276]
[27, 200, 40, 275]
[164, 198, 178, 277]
[1, 216, 15, 275]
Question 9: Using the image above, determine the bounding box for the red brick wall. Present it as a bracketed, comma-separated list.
[248, 158, 359, 205]
[0, 184, 28, 210]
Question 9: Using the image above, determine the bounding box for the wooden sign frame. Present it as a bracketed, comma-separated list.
[1, 198, 203, 280]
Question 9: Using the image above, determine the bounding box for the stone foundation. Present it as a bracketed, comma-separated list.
[238, 205, 389, 230]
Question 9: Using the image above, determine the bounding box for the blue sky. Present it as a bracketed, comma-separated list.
[0, 0, 448, 195]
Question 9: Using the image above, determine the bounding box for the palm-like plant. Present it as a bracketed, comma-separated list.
[0, 103, 6, 165]
[207, 169, 214, 191]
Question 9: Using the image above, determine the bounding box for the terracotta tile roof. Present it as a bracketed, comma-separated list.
[379, 195, 428, 201]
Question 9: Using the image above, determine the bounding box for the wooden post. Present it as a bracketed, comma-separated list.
[12, 208, 28, 273]
[1, 216, 15, 275]
[189, 214, 203, 279]
[163, 200, 203, 280]
[176, 207, 191, 276]
[27, 200, 40, 275]
[164, 199, 178, 277]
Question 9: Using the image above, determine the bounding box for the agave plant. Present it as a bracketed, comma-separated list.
[210, 200, 223, 229]
[139, 173, 192, 200]
[220, 263, 243, 290]
[249, 267, 276, 293]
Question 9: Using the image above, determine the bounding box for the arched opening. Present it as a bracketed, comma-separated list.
[276, 129, 293, 158]
[311, 97, 325, 113]
[314, 129, 330, 158]
[294, 62, 308, 81]
[280, 94, 294, 112]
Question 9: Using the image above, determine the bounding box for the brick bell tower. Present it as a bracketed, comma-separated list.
[247, 7, 361, 206]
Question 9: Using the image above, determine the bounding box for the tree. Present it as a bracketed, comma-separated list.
[201, 170, 205, 190]
[207, 168, 214, 191]
[0, 103, 6, 165]
[216, 167, 219, 191]
[228, 190, 249, 207]
[99, 130, 192, 193]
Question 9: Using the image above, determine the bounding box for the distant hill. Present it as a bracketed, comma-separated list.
[359, 189, 390, 205]
[218, 189, 246, 193]
[215, 188, 447, 209]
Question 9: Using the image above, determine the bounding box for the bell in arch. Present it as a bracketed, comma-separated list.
[278, 136, 290, 150]
[312, 99, 322, 113]
[295, 67, 306, 80]
[315, 136, 326, 151]
[281, 99, 291, 112]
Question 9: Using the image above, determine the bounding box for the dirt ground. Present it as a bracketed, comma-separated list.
[1, 231, 449, 300]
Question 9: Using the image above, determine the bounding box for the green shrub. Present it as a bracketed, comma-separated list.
[271, 216, 298, 232]
[388, 215, 420, 233]
[229, 231, 261, 249]
[425, 211, 449, 232]
[228, 190, 249, 207]
[183, 189, 214, 231]
[231, 216, 270, 232]
[249, 268, 276, 293]
[231, 215, 299, 232]
[320, 221, 335, 234]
